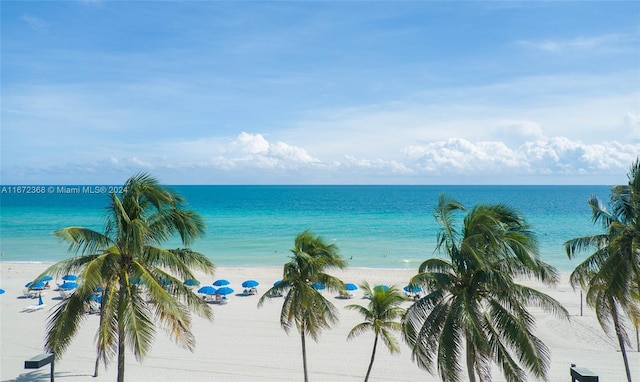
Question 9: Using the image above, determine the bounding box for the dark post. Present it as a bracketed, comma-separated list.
[24, 352, 55, 382]
[570, 364, 598, 382]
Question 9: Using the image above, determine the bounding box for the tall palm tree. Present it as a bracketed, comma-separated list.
[33, 173, 215, 382]
[565, 159, 640, 382]
[258, 230, 346, 382]
[345, 281, 407, 382]
[403, 194, 568, 382]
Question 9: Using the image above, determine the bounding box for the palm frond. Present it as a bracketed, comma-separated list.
[54, 227, 113, 256]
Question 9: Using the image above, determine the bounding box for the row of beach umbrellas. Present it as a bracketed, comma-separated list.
[194, 278, 261, 296]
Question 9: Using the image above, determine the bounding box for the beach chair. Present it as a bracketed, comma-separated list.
[89, 300, 101, 314]
[59, 289, 75, 299]
[22, 295, 46, 312]
[338, 290, 354, 299]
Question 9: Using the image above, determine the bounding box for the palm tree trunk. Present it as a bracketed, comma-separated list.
[364, 334, 379, 382]
[93, 292, 106, 378]
[117, 325, 125, 382]
[301, 332, 309, 382]
[465, 332, 477, 382]
[611, 298, 633, 382]
[117, 288, 126, 382]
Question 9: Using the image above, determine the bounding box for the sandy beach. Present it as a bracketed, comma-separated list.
[1, 262, 638, 382]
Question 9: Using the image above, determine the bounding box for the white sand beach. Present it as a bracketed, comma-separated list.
[1, 262, 638, 382]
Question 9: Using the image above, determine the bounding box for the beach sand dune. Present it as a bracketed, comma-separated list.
[1, 263, 638, 381]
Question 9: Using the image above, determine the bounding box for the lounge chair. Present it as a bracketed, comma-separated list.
[338, 290, 354, 299]
[22, 295, 46, 312]
[59, 289, 75, 299]
[89, 300, 101, 314]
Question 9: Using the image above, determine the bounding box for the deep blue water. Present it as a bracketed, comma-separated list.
[0, 185, 611, 272]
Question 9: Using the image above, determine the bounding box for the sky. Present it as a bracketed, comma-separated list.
[1, 1, 639, 185]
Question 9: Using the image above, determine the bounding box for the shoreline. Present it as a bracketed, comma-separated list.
[2, 262, 638, 381]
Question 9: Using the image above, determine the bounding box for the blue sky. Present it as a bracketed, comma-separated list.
[2, 1, 639, 185]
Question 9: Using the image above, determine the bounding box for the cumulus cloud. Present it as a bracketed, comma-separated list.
[400, 137, 639, 178]
[2, 131, 638, 185]
[211, 132, 319, 170]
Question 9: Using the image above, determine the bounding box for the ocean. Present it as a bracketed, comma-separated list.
[0, 185, 612, 272]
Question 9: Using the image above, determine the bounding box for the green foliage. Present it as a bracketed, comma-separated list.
[403, 194, 567, 382]
[346, 281, 407, 382]
[565, 159, 640, 382]
[36, 173, 215, 382]
[258, 230, 346, 382]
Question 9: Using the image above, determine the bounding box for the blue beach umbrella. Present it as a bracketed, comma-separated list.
[373, 285, 389, 292]
[59, 282, 78, 290]
[213, 279, 230, 287]
[312, 282, 325, 291]
[215, 287, 234, 295]
[242, 280, 259, 288]
[62, 274, 77, 281]
[26, 281, 46, 290]
[273, 280, 283, 286]
[404, 285, 422, 294]
[40, 275, 53, 282]
[183, 279, 200, 287]
[197, 286, 217, 295]
[0, 289, 5, 295]
[344, 283, 358, 291]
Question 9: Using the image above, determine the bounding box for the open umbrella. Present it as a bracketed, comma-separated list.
[404, 285, 422, 293]
[183, 279, 200, 287]
[242, 280, 259, 288]
[62, 274, 77, 281]
[213, 279, 230, 287]
[215, 287, 234, 295]
[59, 282, 78, 290]
[312, 282, 325, 291]
[197, 286, 217, 295]
[40, 275, 53, 282]
[0, 289, 5, 295]
[26, 281, 46, 290]
[344, 283, 358, 291]
[373, 285, 389, 292]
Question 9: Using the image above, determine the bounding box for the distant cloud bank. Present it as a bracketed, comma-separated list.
[3, 132, 638, 185]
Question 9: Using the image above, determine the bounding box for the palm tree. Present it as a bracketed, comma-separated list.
[403, 194, 568, 382]
[33, 173, 215, 382]
[345, 281, 407, 382]
[565, 159, 640, 382]
[258, 230, 346, 382]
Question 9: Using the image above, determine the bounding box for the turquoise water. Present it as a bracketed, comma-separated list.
[0, 185, 611, 272]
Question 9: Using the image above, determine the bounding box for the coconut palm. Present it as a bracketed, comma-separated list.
[345, 281, 407, 382]
[403, 194, 568, 382]
[258, 230, 346, 382]
[565, 159, 640, 382]
[34, 173, 215, 382]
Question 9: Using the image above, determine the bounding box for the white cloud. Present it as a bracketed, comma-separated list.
[2, 132, 638, 185]
[21, 14, 49, 32]
[517, 34, 629, 53]
[204, 132, 320, 171]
